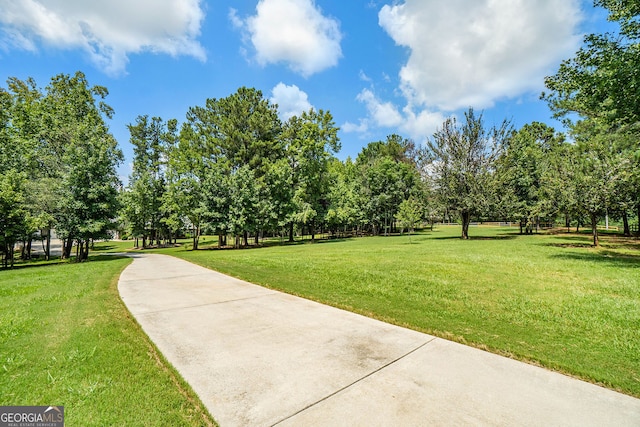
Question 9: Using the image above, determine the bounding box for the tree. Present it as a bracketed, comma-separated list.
[4, 77, 50, 260]
[124, 116, 176, 247]
[395, 197, 423, 242]
[263, 157, 296, 241]
[571, 119, 629, 246]
[496, 122, 564, 233]
[177, 87, 282, 247]
[426, 108, 511, 239]
[544, 1, 640, 235]
[204, 87, 282, 175]
[282, 109, 340, 242]
[226, 165, 261, 248]
[357, 134, 417, 166]
[0, 171, 28, 268]
[544, 1, 640, 128]
[360, 157, 417, 236]
[40, 72, 122, 261]
[539, 138, 581, 233]
[326, 158, 366, 236]
[356, 135, 420, 236]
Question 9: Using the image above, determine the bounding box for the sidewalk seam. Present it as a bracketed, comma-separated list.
[132, 292, 280, 316]
[270, 336, 438, 426]
[119, 272, 216, 283]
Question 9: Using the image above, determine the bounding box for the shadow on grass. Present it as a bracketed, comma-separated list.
[551, 251, 640, 268]
[546, 233, 640, 251]
[196, 232, 443, 251]
[197, 236, 360, 251]
[432, 234, 519, 241]
[547, 242, 594, 249]
[91, 244, 119, 252]
[4, 254, 128, 271]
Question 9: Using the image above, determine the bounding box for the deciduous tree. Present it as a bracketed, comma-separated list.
[426, 108, 511, 239]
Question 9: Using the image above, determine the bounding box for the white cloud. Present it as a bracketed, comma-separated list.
[270, 82, 313, 121]
[236, 0, 342, 77]
[348, 88, 446, 142]
[342, 119, 369, 134]
[400, 106, 446, 141]
[356, 89, 403, 128]
[0, 0, 206, 75]
[378, 0, 582, 111]
[359, 70, 372, 83]
[228, 8, 243, 30]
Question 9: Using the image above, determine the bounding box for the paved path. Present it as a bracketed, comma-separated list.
[118, 253, 640, 426]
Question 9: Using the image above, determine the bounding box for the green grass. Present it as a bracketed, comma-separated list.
[141, 226, 640, 397]
[0, 256, 216, 426]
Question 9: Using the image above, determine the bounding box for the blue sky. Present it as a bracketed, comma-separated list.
[0, 0, 613, 182]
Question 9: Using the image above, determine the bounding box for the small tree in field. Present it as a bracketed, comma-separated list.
[395, 197, 423, 242]
[427, 108, 511, 239]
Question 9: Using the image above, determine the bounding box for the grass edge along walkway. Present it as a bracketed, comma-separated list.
[0, 255, 217, 426]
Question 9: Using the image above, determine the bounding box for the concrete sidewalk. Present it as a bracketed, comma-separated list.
[118, 253, 640, 426]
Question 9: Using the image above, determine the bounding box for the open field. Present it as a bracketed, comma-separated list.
[0, 256, 215, 426]
[126, 226, 640, 397]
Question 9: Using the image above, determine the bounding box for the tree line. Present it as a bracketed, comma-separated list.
[1, 1, 638, 266]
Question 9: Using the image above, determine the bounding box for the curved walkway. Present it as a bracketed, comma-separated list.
[118, 253, 640, 426]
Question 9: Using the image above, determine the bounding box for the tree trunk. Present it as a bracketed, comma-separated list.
[623, 212, 630, 237]
[384, 213, 388, 237]
[7, 244, 15, 268]
[243, 231, 248, 247]
[637, 204, 640, 237]
[565, 214, 570, 233]
[63, 238, 73, 259]
[311, 220, 316, 243]
[192, 224, 200, 250]
[590, 212, 599, 247]
[288, 222, 294, 242]
[255, 232, 259, 246]
[77, 239, 89, 262]
[21, 239, 32, 260]
[461, 211, 470, 239]
[45, 229, 51, 261]
[519, 219, 524, 235]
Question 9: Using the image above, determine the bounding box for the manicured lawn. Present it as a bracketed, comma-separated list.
[0, 256, 216, 426]
[155, 226, 639, 397]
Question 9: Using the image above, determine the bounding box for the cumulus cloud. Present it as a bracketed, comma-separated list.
[270, 82, 313, 121]
[356, 89, 403, 128]
[378, 0, 582, 111]
[234, 0, 343, 77]
[0, 0, 206, 75]
[342, 120, 369, 134]
[344, 88, 446, 142]
[346, 0, 582, 142]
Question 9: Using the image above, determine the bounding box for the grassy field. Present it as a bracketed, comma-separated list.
[0, 256, 216, 426]
[132, 226, 640, 397]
